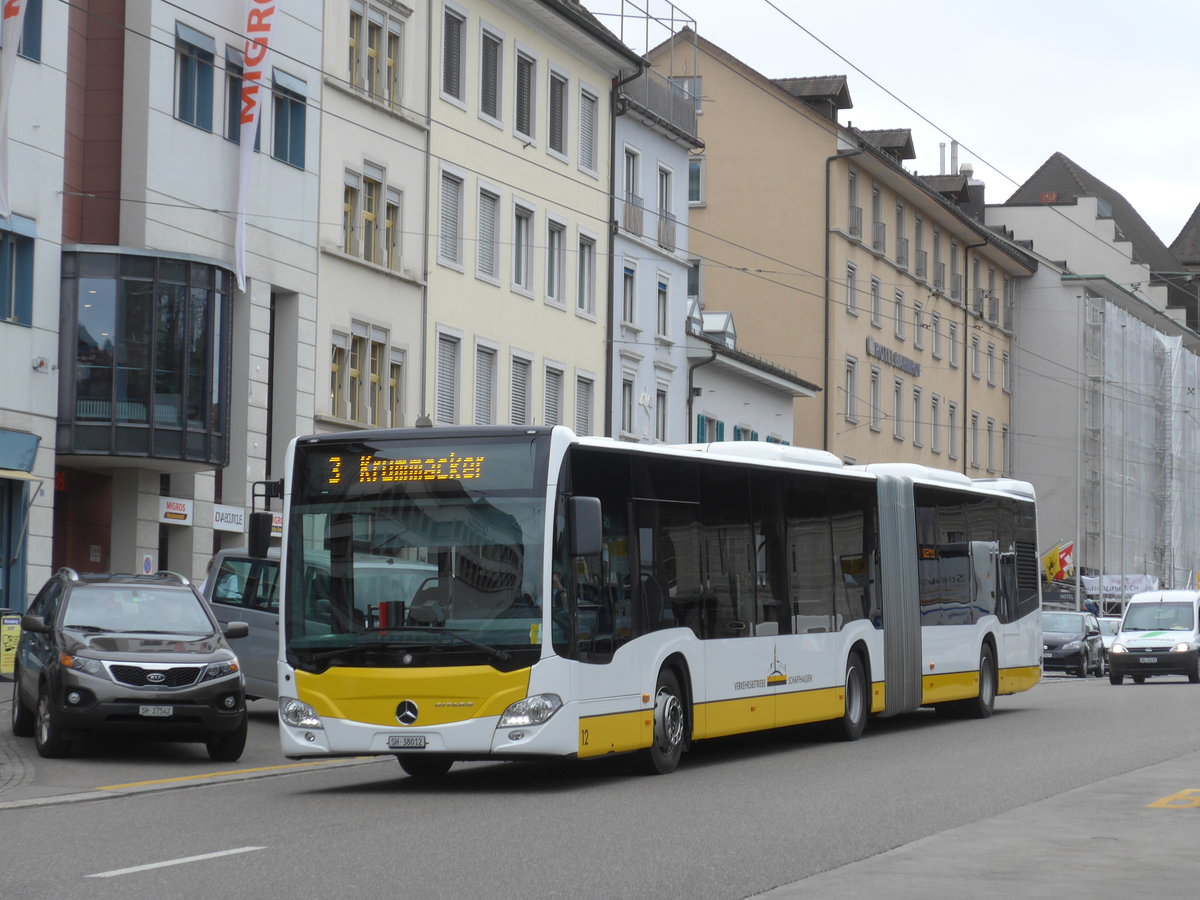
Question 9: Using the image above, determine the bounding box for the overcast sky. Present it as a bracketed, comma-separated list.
[594, 0, 1200, 248]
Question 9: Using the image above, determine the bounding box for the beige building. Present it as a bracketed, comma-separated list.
[425, 1, 641, 430]
[648, 30, 1036, 472]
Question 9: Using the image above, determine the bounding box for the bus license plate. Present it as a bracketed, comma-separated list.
[139, 705, 173, 717]
[1140, 657, 1158, 664]
[388, 734, 427, 749]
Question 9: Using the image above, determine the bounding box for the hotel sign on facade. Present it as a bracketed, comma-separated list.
[865, 336, 921, 377]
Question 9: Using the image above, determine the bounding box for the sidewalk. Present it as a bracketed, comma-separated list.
[752, 749, 1200, 899]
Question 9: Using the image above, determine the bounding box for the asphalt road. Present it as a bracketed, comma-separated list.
[3, 673, 1200, 899]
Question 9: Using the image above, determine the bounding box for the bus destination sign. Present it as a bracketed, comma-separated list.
[326, 452, 485, 486]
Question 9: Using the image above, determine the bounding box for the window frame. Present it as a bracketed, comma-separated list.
[440, 3, 467, 108]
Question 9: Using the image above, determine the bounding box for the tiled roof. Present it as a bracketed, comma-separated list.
[860, 128, 915, 161]
[771, 75, 852, 109]
[920, 174, 971, 202]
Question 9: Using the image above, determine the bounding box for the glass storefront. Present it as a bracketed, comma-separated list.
[58, 250, 232, 467]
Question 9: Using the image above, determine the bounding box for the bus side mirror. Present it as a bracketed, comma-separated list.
[248, 511, 273, 559]
[569, 496, 603, 557]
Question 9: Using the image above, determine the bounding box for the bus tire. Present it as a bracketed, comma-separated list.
[399, 755, 454, 778]
[836, 652, 868, 741]
[634, 668, 686, 775]
[962, 643, 997, 719]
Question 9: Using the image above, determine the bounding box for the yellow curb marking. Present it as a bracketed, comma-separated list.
[1147, 789, 1200, 808]
[98, 758, 361, 790]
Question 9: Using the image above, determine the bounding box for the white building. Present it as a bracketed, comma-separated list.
[304, 2, 429, 456]
[988, 153, 1200, 609]
[0, 0, 63, 609]
[610, 53, 703, 443]
[4, 0, 324, 605]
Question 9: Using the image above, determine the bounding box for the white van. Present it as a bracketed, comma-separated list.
[1108, 590, 1200, 685]
[202, 548, 435, 700]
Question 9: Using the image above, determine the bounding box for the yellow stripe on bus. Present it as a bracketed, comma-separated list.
[578, 709, 651, 758]
[999, 665, 1041, 694]
[296, 665, 530, 727]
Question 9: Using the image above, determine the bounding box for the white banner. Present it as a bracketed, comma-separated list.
[213, 504, 246, 533]
[0, 0, 29, 218]
[234, 0, 278, 290]
[158, 496, 194, 526]
[1080, 574, 1160, 599]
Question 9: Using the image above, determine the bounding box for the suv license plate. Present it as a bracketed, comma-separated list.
[139, 705, 173, 717]
[388, 734, 427, 749]
[1140, 657, 1158, 664]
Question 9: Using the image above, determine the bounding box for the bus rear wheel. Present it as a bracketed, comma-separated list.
[399, 755, 454, 778]
[962, 643, 997, 719]
[634, 668, 686, 775]
[836, 652, 868, 741]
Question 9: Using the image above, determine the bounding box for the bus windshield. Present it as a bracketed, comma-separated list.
[285, 434, 549, 669]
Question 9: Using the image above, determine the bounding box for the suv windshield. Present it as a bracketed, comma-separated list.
[61, 586, 214, 635]
[1122, 602, 1195, 632]
[1042, 612, 1086, 635]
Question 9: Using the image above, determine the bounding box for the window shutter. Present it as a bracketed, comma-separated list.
[575, 378, 592, 435]
[511, 358, 530, 425]
[544, 369, 561, 426]
[474, 348, 495, 424]
[477, 192, 497, 277]
[516, 54, 534, 136]
[481, 33, 500, 118]
[716, 420, 725, 441]
[439, 174, 460, 263]
[549, 75, 565, 153]
[442, 11, 462, 99]
[579, 92, 596, 169]
[435, 335, 457, 423]
[696, 415, 706, 442]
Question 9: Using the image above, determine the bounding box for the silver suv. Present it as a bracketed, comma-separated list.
[10, 568, 250, 760]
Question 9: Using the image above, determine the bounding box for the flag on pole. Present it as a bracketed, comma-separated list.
[0, 0, 29, 218]
[235, 0, 278, 291]
[1042, 541, 1075, 582]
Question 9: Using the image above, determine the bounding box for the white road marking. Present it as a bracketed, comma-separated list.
[86, 846, 266, 878]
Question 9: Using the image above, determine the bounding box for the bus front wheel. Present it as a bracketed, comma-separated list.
[836, 652, 868, 741]
[634, 668, 686, 775]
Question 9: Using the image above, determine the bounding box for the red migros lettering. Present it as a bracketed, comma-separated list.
[3, 1, 22, 21]
[247, 3, 276, 33]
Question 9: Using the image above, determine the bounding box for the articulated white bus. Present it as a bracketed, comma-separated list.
[272, 426, 1042, 776]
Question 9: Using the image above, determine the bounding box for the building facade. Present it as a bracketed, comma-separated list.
[425, 1, 641, 433]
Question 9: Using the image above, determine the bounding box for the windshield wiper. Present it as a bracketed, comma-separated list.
[318, 626, 512, 662]
[303, 640, 423, 664]
[64, 624, 115, 633]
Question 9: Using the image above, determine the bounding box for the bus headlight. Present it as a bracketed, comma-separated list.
[499, 694, 562, 728]
[1111, 644, 1127, 654]
[279, 697, 324, 729]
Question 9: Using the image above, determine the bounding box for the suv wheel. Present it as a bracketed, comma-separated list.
[11, 671, 34, 737]
[206, 715, 248, 762]
[35, 686, 72, 758]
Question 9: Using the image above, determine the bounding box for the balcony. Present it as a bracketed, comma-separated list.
[915, 249, 927, 280]
[848, 205, 862, 238]
[621, 192, 643, 237]
[617, 68, 698, 140]
[657, 209, 677, 253]
[973, 287, 985, 316]
[896, 237, 909, 269]
[933, 261, 945, 291]
[872, 221, 886, 252]
[952, 273, 963, 301]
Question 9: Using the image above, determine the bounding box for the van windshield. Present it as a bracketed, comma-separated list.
[1122, 602, 1195, 632]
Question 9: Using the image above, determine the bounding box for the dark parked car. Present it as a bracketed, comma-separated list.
[10, 568, 249, 760]
[1042, 610, 1105, 677]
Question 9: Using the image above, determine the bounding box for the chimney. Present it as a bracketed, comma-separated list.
[950, 141, 958, 176]
[939, 142, 946, 175]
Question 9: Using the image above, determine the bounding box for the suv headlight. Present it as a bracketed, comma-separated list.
[201, 659, 240, 681]
[60, 653, 108, 679]
[499, 693, 562, 728]
[280, 697, 324, 729]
